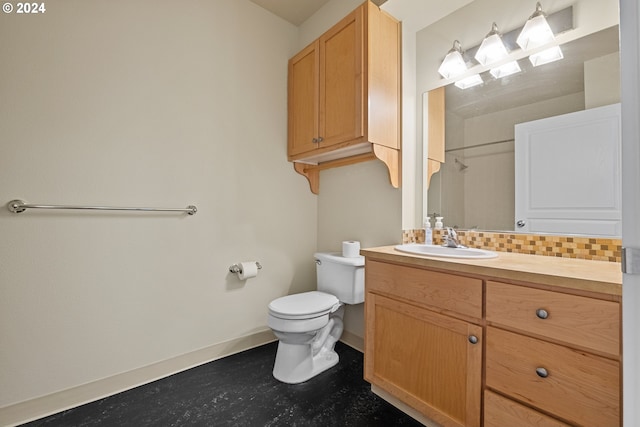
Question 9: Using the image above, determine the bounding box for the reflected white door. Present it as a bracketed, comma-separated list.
[514, 104, 622, 236]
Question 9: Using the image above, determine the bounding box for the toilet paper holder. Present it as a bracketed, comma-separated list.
[229, 262, 262, 274]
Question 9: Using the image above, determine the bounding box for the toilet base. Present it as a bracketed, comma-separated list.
[272, 341, 339, 384]
[272, 312, 343, 384]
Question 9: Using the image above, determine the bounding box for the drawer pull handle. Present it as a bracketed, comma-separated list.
[536, 367, 549, 378]
[536, 308, 549, 319]
[468, 335, 479, 344]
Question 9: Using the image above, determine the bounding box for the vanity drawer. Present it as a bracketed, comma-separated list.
[486, 327, 620, 427]
[484, 390, 570, 427]
[486, 281, 620, 357]
[365, 259, 482, 320]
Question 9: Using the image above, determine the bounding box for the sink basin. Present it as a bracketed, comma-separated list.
[394, 244, 498, 259]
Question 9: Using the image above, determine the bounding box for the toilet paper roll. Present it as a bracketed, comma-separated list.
[237, 261, 258, 280]
[342, 241, 361, 258]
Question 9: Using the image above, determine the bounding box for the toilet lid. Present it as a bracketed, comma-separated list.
[269, 291, 340, 320]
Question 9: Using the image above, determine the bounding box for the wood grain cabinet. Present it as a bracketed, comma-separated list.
[288, 1, 401, 194]
[485, 281, 621, 427]
[364, 260, 483, 427]
[362, 257, 622, 427]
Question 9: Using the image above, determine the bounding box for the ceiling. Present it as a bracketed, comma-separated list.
[249, 0, 387, 26]
[249, 0, 332, 26]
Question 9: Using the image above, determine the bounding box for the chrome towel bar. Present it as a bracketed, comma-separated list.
[7, 199, 197, 215]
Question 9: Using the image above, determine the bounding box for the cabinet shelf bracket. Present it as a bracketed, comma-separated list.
[293, 148, 400, 194]
[294, 162, 320, 194]
[372, 144, 400, 188]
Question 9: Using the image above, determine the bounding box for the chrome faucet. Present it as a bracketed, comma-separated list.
[443, 227, 466, 248]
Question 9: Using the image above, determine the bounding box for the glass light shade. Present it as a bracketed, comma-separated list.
[517, 14, 555, 50]
[529, 45, 564, 66]
[438, 40, 467, 79]
[517, 3, 555, 51]
[438, 49, 467, 79]
[490, 61, 522, 79]
[475, 23, 509, 66]
[454, 74, 483, 89]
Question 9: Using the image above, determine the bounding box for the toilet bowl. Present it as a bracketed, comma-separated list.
[267, 252, 365, 384]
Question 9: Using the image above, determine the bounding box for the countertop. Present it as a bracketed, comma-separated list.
[361, 245, 622, 297]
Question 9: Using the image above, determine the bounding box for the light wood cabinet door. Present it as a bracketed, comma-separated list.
[318, 5, 364, 148]
[288, 41, 319, 157]
[365, 292, 482, 427]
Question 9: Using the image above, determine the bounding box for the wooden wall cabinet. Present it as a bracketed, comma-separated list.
[363, 256, 622, 427]
[288, 1, 401, 194]
[364, 260, 483, 427]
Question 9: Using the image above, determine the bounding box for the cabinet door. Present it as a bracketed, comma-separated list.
[318, 5, 364, 148]
[365, 293, 482, 427]
[288, 41, 319, 158]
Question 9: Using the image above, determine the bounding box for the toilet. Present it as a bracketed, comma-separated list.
[267, 252, 365, 384]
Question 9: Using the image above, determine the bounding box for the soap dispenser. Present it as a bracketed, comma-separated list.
[424, 217, 433, 245]
[435, 217, 444, 229]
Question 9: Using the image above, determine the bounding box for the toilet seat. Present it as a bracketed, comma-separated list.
[268, 291, 340, 320]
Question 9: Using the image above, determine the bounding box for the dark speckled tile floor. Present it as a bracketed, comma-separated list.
[23, 341, 423, 426]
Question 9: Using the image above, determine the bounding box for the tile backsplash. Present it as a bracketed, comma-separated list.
[402, 229, 621, 263]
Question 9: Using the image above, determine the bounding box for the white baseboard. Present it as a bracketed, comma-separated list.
[371, 385, 435, 427]
[0, 329, 277, 427]
[340, 330, 364, 352]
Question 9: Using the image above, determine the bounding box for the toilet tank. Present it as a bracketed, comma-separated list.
[314, 252, 365, 304]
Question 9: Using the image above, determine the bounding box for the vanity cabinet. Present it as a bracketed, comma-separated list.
[485, 281, 621, 427]
[364, 260, 483, 427]
[361, 248, 622, 427]
[288, 1, 401, 194]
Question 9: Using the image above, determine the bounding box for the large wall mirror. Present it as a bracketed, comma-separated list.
[423, 9, 621, 236]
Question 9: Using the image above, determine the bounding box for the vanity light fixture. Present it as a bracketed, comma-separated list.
[528, 45, 564, 66]
[440, 3, 573, 87]
[517, 2, 555, 50]
[438, 40, 468, 79]
[490, 60, 522, 78]
[454, 74, 483, 89]
[474, 23, 509, 66]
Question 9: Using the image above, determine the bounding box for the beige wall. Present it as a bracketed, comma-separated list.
[0, 0, 319, 419]
[585, 52, 622, 108]
[317, 161, 402, 339]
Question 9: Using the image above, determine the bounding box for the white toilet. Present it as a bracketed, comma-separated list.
[267, 252, 365, 384]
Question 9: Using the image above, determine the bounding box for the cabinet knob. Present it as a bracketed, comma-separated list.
[516, 220, 526, 228]
[536, 367, 549, 378]
[468, 335, 479, 344]
[536, 308, 549, 319]
[312, 138, 319, 143]
[317, 136, 324, 142]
